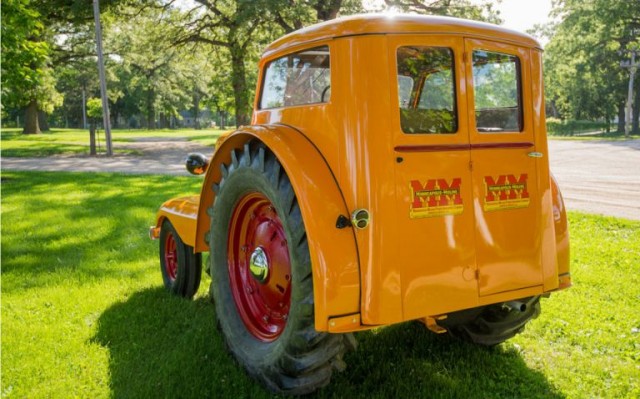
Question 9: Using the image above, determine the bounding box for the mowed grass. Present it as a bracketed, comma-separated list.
[1, 128, 226, 157]
[1, 171, 639, 398]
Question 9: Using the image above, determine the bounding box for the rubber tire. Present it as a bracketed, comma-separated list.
[159, 219, 202, 299]
[441, 296, 541, 346]
[209, 142, 354, 395]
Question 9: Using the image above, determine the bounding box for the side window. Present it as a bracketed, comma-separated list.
[472, 50, 522, 132]
[396, 46, 457, 134]
[260, 46, 330, 109]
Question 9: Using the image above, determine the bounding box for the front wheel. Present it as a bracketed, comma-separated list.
[159, 219, 201, 299]
[209, 143, 353, 395]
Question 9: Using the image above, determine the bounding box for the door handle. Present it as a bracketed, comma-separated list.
[528, 152, 544, 158]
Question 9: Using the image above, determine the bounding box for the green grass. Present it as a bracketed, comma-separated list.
[0, 128, 226, 157]
[2, 171, 639, 398]
[549, 132, 640, 141]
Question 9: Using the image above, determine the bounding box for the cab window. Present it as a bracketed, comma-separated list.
[396, 47, 457, 134]
[260, 46, 330, 109]
[472, 50, 522, 132]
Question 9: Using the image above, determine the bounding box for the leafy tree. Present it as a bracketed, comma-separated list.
[174, 0, 354, 127]
[1, 0, 62, 134]
[382, 0, 502, 23]
[1, 0, 131, 133]
[542, 0, 640, 131]
[269, 0, 364, 33]
[87, 97, 102, 154]
[106, 5, 212, 129]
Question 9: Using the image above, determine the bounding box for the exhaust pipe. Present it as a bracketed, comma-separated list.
[503, 301, 527, 312]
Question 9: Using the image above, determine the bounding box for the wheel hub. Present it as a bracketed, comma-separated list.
[249, 247, 269, 283]
[227, 192, 292, 342]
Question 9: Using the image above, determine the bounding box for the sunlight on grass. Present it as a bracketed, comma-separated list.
[1, 171, 639, 398]
[1, 128, 225, 157]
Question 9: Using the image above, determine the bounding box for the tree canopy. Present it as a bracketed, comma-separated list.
[1, 0, 637, 133]
[542, 0, 640, 131]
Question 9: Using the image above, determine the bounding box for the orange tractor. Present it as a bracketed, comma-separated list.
[150, 14, 571, 395]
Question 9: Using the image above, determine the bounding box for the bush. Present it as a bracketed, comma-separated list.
[546, 118, 609, 136]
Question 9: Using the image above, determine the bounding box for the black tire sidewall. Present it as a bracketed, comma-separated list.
[159, 220, 189, 295]
[160, 219, 202, 298]
[210, 161, 312, 378]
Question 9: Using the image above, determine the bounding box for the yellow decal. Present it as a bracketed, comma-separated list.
[483, 174, 530, 211]
[410, 178, 463, 218]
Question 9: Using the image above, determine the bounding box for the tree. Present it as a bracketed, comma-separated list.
[173, 0, 355, 127]
[542, 0, 640, 131]
[174, 1, 272, 127]
[86, 97, 102, 154]
[1, 0, 62, 134]
[383, 0, 502, 23]
[106, 5, 215, 129]
[1, 0, 131, 134]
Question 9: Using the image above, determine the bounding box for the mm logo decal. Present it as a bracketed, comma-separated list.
[483, 174, 530, 211]
[410, 178, 463, 218]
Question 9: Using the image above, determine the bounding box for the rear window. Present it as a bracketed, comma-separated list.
[396, 46, 457, 134]
[260, 46, 331, 109]
[472, 50, 522, 132]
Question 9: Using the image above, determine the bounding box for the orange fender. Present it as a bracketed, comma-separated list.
[196, 124, 361, 331]
[152, 196, 200, 248]
[551, 173, 571, 289]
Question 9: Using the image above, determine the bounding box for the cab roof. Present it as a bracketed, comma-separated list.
[263, 14, 541, 57]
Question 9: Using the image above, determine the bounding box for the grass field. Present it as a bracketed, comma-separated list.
[1, 128, 225, 157]
[549, 133, 640, 141]
[1, 171, 639, 398]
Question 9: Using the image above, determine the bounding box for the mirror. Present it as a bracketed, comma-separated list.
[185, 153, 209, 175]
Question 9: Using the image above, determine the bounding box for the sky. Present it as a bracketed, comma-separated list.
[490, 0, 553, 33]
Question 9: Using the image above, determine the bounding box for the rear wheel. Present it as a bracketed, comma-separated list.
[438, 296, 541, 346]
[159, 219, 202, 299]
[209, 142, 353, 395]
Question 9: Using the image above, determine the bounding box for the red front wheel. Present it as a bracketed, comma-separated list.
[159, 220, 201, 299]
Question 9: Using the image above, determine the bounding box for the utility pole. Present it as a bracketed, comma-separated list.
[93, 0, 113, 156]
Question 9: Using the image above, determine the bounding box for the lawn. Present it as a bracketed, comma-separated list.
[549, 133, 640, 141]
[1, 171, 639, 398]
[1, 128, 226, 157]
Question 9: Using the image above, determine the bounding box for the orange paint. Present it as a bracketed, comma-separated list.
[153, 14, 570, 332]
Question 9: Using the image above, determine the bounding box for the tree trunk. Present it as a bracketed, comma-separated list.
[23, 100, 41, 134]
[315, 0, 342, 21]
[89, 123, 97, 156]
[38, 110, 50, 131]
[633, 78, 640, 133]
[193, 92, 201, 130]
[230, 46, 250, 127]
[146, 89, 155, 129]
[617, 102, 626, 133]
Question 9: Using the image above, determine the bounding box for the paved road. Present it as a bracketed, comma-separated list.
[548, 139, 640, 220]
[2, 137, 639, 220]
[1, 137, 213, 176]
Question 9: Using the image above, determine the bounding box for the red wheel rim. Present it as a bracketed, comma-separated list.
[228, 192, 292, 342]
[164, 232, 178, 281]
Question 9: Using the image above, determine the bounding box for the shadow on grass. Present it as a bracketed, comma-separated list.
[93, 287, 269, 399]
[1, 172, 201, 293]
[94, 287, 563, 399]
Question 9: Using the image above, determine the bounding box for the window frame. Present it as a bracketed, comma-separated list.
[470, 49, 524, 133]
[395, 45, 459, 135]
[258, 45, 332, 110]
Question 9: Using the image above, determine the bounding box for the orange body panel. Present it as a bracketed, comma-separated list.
[154, 14, 570, 332]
